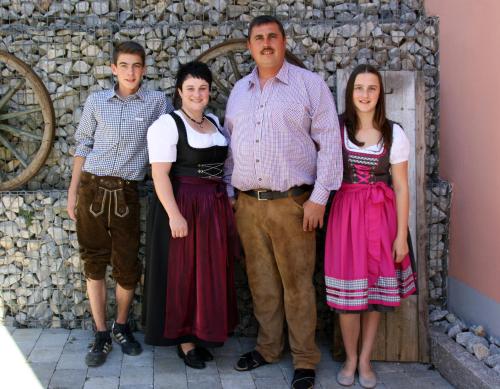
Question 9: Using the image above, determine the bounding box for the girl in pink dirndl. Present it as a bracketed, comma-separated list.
[324, 65, 417, 388]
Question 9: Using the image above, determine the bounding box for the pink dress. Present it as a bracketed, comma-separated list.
[324, 123, 417, 311]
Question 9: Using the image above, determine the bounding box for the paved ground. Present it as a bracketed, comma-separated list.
[0, 326, 454, 389]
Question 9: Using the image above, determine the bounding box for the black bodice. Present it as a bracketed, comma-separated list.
[169, 112, 228, 179]
[340, 119, 396, 185]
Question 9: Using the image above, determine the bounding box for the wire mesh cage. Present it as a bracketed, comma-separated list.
[0, 0, 444, 331]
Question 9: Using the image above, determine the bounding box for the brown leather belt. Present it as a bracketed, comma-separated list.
[243, 185, 311, 201]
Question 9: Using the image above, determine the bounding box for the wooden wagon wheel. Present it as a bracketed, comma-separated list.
[0, 50, 55, 191]
[196, 38, 305, 113]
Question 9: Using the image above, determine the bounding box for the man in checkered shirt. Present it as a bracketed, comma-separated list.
[67, 41, 172, 367]
[225, 16, 343, 389]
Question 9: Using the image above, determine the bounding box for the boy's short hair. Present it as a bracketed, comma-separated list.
[112, 41, 145, 65]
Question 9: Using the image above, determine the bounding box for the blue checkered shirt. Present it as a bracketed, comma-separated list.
[75, 86, 173, 180]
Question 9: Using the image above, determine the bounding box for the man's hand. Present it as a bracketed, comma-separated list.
[302, 200, 326, 231]
[67, 187, 78, 221]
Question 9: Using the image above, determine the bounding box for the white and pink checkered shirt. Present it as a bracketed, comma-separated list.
[224, 61, 343, 205]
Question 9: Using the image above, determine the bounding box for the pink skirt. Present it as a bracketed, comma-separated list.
[324, 182, 417, 311]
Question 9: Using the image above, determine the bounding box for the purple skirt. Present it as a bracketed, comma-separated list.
[143, 176, 239, 346]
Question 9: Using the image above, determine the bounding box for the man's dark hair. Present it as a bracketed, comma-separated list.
[173, 61, 213, 109]
[248, 15, 286, 40]
[112, 41, 146, 65]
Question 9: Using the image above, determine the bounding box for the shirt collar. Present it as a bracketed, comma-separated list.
[248, 60, 290, 89]
[107, 84, 146, 101]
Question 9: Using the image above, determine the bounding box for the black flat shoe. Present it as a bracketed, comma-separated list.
[177, 345, 206, 369]
[234, 350, 269, 371]
[291, 369, 316, 389]
[196, 346, 214, 362]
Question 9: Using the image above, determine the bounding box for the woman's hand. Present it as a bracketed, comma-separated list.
[170, 213, 188, 238]
[392, 234, 409, 263]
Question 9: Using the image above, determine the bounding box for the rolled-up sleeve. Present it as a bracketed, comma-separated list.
[309, 78, 343, 205]
[74, 94, 97, 158]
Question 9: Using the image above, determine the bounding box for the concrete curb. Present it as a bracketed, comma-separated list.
[430, 326, 500, 389]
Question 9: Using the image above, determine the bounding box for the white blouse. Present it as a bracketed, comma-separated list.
[344, 123, 410, 164]
[147, 110, 228, 163]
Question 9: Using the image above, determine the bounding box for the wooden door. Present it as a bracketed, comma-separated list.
[335, 70, 429, 362]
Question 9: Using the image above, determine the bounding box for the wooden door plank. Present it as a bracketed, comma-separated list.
[415, 71, 430, 362]
[371, 313, 387, 361]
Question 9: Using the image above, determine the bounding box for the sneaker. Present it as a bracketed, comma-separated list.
[111, 321, 142, 356]
[85, 330, 112, 367]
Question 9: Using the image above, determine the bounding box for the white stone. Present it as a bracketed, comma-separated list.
[72, 60, 91, 73]
[0, 237, 14, 250]
[91, 0, 109, 15]
[485, 354, 500, 368]
[472, 343, 490, 361]
[456, 332, 474, 347]
[94, 65, 112, 79]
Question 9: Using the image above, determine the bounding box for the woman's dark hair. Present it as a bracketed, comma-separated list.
[173, 61, 213, 109]
[343, 64, 392, 149]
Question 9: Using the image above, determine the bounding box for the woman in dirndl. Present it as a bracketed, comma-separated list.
[142, 61, 238, 369]
[324, 65, 417, 388]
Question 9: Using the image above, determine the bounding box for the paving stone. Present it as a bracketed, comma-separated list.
[37, 331, 70, 347]
[120, 365, 154, 386]
[187, 374, 222, 389]
[83, 376, 119, 389]
[61, 339, 92, 353]
[28, 346, 64, 363]
[254, 377, 289, 389]
[415, 376, 455, 388]
[86, 358, 122, 378]
[23, 362, 55, 388]
[155, 356, 186, 374]
[221, 374, 256, 389]
[186, 359, 218, 377]
[122, 349, 154, 367]
[154, 345, 178, 359]
[49, 368, 87, 389]
[56, 351, 87, 370]
[215, 356, 242, 375]
[154, 373, 189, 389]
[4, 331, 456, 389]
[250, 362, 285, 379]
[212, 336, 241, 357]
[14, 340, 38, 357]
[320, 380, 364, 388]
[12, 328, 42, 342]
[69, 329, 94, 340]
[371, 361, 403, 373]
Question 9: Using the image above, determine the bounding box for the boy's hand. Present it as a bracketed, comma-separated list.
[67, 188, 78, 221]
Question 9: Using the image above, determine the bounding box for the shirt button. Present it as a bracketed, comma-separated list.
[260, 105, 264, 108]
[258, 178, 262, 181]
[256, 121, 261, 125]
[256, 159, 260, 163]
[255, 139, 259, 143]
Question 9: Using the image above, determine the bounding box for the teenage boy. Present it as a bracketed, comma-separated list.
[67, 41, 173, 367]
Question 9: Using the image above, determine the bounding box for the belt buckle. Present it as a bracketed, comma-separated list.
[256, 190, 269, 201]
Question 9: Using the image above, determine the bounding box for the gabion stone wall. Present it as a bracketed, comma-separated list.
[0, 0, 448, 331]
